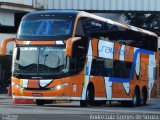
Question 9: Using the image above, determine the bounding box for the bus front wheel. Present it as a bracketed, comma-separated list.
[80, 84, 95, 107]
[36, 100, 53, 106]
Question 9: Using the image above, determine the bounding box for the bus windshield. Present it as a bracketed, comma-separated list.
[12, 46, 69, 78]
[17, 18, 73, 40]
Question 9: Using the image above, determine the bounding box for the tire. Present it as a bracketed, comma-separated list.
[95, 100, 106, 106]
[36, 100, 44, 106]
[141, 88, 147, 106]
[121, 101, 131, 107]
[80, 100, 87, 107]
[36, 100, 53, 106]
[121, 88, 141, 107]
[121, 101, 127, 107]
[80, 84, 95, 107]
[132, 88, 141, 106]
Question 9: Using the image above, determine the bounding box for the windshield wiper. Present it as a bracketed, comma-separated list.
[13, 73, 22, 78]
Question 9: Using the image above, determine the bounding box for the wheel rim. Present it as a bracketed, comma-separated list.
[86, 90, 89, 101]
[133, 95, 137, 105]
[133, 88, 140, 106]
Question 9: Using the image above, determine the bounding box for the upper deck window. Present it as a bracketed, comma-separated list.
[76, 18, 157, 52]
[17, 18, 74, 40]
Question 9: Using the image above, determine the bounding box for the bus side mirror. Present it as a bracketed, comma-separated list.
[0, 38, 15, 56]
[66, 37, 81, 56]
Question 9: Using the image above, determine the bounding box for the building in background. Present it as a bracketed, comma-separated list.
[0, 0, 48, 54]
[1, 0, 160, 54]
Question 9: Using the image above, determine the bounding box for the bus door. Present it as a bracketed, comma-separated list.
[68, 37, 89, 99]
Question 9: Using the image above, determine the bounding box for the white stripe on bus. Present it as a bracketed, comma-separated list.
[148, 53, 156, 100]
[81, 40, 92, 100]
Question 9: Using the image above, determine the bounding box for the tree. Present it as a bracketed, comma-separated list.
[123, 13, 160, 36]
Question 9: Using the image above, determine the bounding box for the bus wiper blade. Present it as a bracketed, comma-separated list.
[13, 73, 21, 78]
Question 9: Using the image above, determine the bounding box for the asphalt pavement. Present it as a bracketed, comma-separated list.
[0, 94, 160, 120]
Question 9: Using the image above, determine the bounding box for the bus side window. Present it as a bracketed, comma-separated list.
[75, 19, 85, 37]
[91, 58, 104, 76]
[112, 60, 132, 78]
[91, 58, 114, 77]
[104, 59, 113, 77]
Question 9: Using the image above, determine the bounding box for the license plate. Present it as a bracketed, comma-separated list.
[32, 93, 42, 97]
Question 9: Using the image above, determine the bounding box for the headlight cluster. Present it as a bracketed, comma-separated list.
[12, 82, 69, 91]
[12, 82, 24, 90]
[50, 83, 69, 91]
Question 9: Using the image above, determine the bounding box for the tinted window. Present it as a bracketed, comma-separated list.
[18, 19, 72, 36]
[91, 58, 132, 78]
[70, 38, 89, 73]
[76, 18, 157, 51]
[17, 17, 75, 40]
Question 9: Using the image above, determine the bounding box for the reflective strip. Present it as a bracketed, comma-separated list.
[94, 98, 133, 101]
[13, 96, 81, 100]
[94, 98, 107, 100]
[70, 97, 81, 100]
[13, 96, 133, 101]
[111, 98, 132, 101]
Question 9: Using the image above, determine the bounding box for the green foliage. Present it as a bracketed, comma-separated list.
[123, 13, 160, 36]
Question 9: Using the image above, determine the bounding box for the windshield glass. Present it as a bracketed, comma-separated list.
[18, 19, 72, 36]
[12, 46, 69, 78]
[38, 47, 67, 74]
[17, 18, 73, 40]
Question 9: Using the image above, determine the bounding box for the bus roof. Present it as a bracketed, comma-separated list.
[77, 11, 158, 38]
[22, 10, 157, 38]
[22, 10, 79, 20]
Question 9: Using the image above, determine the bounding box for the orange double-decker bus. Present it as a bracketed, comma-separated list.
[0, 10, 158, 106]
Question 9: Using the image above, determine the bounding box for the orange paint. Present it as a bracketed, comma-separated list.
[91, 38, 98, 57]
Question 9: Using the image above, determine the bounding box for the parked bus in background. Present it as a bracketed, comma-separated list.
[0, 10, 158, 107]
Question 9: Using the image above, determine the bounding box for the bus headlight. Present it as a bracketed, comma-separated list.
[12, 82, 24, 90]
[50, 83, 69, 91]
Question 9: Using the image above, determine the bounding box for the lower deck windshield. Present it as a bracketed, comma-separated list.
[12, 46, 69, 78]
